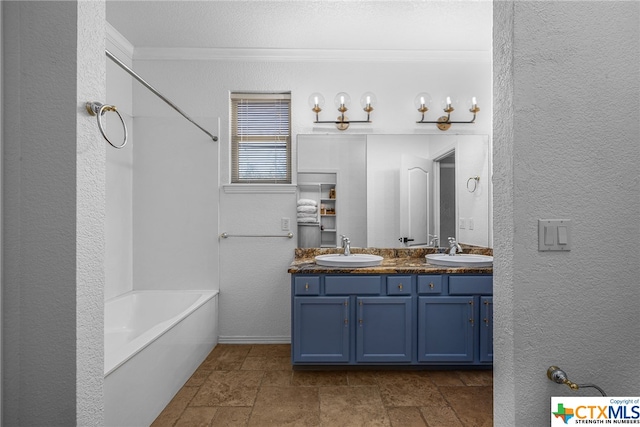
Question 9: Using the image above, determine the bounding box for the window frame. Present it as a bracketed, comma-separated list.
[230, 92, 292, 184]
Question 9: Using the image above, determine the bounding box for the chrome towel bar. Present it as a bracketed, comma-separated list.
[220, 232, 294, 239]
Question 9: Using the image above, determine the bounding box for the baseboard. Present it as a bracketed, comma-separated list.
[217, 336, 291, 344]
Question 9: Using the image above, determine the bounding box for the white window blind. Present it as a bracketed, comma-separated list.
[231, 92, 291, 184]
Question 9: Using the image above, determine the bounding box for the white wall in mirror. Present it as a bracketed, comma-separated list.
[456, 135, 491, 247]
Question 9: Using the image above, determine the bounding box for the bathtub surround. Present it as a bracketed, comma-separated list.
[105, 23, 220, 300]
[132, 116, 219, 292]
[2, 1, 106, 425]
[106, 28, 134, 299]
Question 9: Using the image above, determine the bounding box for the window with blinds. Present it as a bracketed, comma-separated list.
[231, 92, 291, 184]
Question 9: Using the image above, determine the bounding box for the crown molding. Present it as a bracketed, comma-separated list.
[133, 47, 490, 64]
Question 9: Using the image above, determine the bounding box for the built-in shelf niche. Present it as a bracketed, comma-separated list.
[297, 172, 337, 248]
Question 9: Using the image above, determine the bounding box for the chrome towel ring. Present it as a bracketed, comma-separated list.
[86, 101, 128, 149]
[467, 176, 480, 193]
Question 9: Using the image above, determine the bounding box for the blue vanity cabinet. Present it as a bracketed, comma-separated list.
[479, 296, 493, 362]
[417, 274, 493, 364]
[293, 296, 350, 363]
[291, 272, 492, 366]
[292, 274, 412, 364]
[354, 275, 413, 362]
[418, 296, 476, 362]
[356, 296, 412, 362]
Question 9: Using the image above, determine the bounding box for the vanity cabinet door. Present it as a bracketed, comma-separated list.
[418, 296, 476, 362]
[292, 297, 350, 363]
[479, 296, 493, 363]
[356, 297, 412, 363]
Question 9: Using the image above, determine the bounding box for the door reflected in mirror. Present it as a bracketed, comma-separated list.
[399, 154, 433, 247]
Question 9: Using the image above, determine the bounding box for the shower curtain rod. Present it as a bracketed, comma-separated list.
[105, 49, 218, 142]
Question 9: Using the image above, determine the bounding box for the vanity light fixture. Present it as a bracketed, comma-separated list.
[310, 92, 375, 131]
[415, 93, 480, 131]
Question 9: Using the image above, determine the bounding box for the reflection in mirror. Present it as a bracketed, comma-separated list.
[296, 134, 367, 247]
[437, 152, 457, 246]
[296, 134, 491, 249]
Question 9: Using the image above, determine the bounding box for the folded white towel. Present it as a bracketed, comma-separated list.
[297, 217, 318, 223]
[297, 198, 317, 207]
[297, 205, 317, 213]
[297, 212, 317, 218]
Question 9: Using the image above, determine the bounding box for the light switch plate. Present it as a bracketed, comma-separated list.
[538, 219, 571, 251]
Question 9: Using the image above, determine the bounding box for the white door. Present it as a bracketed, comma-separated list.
[399, 155, 433, 246]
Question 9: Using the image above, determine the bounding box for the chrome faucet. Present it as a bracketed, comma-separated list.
[340, 235, 351, 256]
[447, 237, 462, 256]
[428, 234, 439, 248]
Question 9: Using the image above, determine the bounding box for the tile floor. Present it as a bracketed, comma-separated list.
[151, 344, 493, 427]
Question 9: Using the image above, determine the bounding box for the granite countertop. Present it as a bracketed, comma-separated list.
[288, 246, 493, 275]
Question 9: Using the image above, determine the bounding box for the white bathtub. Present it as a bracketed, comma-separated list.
[104, 290, 218, 427]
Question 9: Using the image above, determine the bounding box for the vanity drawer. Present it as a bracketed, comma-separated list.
[294, 276, 320, 295]
[325, 276, 382, 295]
[448, 275, 493, 295]
[417, 275, 444, 294]
[386, 276, 412, 295]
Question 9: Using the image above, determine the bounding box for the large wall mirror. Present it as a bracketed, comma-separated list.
[297, 134, 491, 249]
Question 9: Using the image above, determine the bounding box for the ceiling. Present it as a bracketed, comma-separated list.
[106, 1, 493, 52]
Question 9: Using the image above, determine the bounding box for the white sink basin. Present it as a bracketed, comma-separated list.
[315, 254, 384, 268]
[426, 254, 493, 267]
